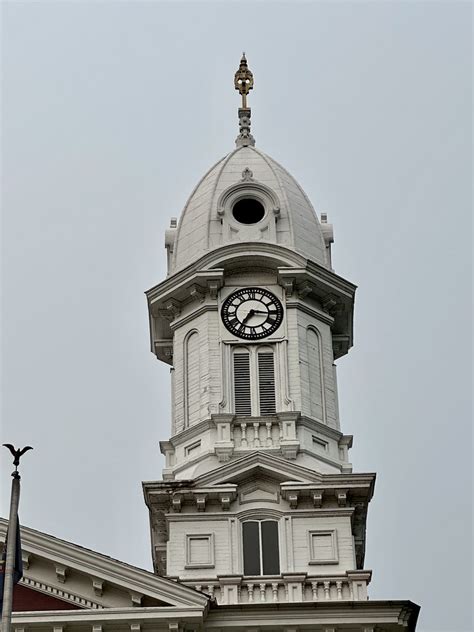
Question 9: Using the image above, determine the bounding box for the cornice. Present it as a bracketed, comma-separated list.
[205, 600, 420, 631]
[147, 268, 225, 306]
[169, 303, 218, 330]
[0, 519, 208, 608]
[193, 451, 322, 486]
[193, 451, 374, 489]
[147, 242, 355, 302]
[162, 418, 216, 448]
[296, 448, 348, 473]
[165, 508, 354, 521]
[20, 576, 103, 609]
[297, 415, 344, 441]
[278, 265, 356, 300]
[285, 299, 334, 326]
[12, 605, 207, 626]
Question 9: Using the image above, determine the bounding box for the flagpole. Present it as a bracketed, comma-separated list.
[1, 471, 20, 632]
[1, 444, 32, 632]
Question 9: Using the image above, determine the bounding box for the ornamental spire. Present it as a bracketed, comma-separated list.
[234, 53, 255, 147]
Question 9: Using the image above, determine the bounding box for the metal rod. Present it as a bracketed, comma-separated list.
[1, 472, 21, 632]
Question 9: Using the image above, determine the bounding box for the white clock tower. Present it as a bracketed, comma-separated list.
[142, 56, 419, 630]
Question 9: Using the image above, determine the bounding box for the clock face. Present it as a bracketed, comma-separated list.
[221, 287, 284, 340]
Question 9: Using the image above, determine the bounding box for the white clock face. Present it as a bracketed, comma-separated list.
[221, 287, 284, 340]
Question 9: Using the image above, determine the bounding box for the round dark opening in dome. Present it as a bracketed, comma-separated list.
[232, 198, 265, 224]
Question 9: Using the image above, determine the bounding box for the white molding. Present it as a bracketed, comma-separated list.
[11, 605, 207, 626]
[0, 519, 208, 609]
[308, 529, 339, 565]
[285, 298, 334, 327]
[185, 533, 215, 569]
[20, 576, 103, 609]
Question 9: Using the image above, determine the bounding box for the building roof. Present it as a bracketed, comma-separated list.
[171, 145, 329, 273]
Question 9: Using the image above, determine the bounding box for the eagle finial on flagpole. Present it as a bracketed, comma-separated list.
[3, 444, 33, 475]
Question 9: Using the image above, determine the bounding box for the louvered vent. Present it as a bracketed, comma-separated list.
[258, 352, 276, 415]
[233, 352, 251, 415]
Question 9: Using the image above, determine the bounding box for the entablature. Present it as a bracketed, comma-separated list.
[277, 266, 355, 359]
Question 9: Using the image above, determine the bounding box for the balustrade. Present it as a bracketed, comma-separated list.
[186, 574, 368, 605]
[232, 418, 282, 450]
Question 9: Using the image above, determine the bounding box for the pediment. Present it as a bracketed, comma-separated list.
[0, 519, 208, 612]
[239, 476, 280, 504]
[194, 451, 321, 488]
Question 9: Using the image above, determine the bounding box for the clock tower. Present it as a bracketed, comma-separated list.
[142, 56, 418, 628]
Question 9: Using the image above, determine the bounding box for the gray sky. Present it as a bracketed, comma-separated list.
[1, 2, 472, 631]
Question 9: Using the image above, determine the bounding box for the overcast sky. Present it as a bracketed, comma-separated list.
[1, 2, 472, 631]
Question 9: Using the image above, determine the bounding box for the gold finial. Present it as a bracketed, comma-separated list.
[234, 52, 254, 109]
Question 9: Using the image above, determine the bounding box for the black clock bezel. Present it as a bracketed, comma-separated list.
[221, 287, 284, 340]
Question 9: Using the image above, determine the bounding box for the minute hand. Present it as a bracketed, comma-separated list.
[252, 309, 276, 315]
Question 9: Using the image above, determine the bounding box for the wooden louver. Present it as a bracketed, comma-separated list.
[233, 352, 252, 415]
[258, 351, 276, 415]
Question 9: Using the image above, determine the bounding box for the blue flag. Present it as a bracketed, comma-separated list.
[0, 517, 23, 615]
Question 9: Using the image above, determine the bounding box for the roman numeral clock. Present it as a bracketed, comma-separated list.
[221, 287, 284, 340]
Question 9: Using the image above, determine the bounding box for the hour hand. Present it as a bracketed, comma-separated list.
[241, 309, 255, 324]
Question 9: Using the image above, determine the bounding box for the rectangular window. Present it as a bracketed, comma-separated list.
[242, 522, 260, 575]
[312, 436, 328, 452]
[258, 352, 276, 415]
[308, 530, 338, 564]
[233, 352, 251, 415]
[232, 347, 277, 416]
[261, 520, 279, 575]
[243, 520, 280, 576]
[185, 440, 201, 458]
[185, 534, 214, 568]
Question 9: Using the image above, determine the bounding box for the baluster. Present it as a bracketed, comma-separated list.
[349, 581, 354, 601]
[284, 583, 289, 602]
[271, 582, 279, 602]
[247, 583, 254, 602]
[241, 423, 247, 448]
[237, 584, 242, 603]
[195, 584, 202, 593]
[259, 583, 266, 601]
[278, 420, 284, 443]
[253, 422, 260, 447]
[323, 581, 330, 600]
[336, 580, 342, 600]
[207, 584, 215, 599]
[311, 581, 318, 601]
[265, 421, 273, 446]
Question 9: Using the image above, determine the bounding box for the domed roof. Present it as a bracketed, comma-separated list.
[171, 145, 330, 273]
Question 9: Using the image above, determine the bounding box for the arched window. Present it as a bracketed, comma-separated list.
[184, 331, 201, 427]
[232, 346, 276, 416]
[242, 520, 280, 576]
[306, 327, 325, 421]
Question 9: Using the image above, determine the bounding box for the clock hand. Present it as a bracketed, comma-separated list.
[241, 309, 255, 325]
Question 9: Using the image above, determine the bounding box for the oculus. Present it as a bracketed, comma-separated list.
[221, 287, 283, 340]
[232, 198, 265, 224]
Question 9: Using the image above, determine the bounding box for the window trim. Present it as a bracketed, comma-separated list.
[312, 435, 328, 452]
[184, 439, 201, 459]
[185, 533, 215, 569]
[232, 345, 277, 416]
[308, 529, 339, 565]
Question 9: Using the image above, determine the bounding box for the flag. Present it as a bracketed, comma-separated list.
[0, 516, 23, 615]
